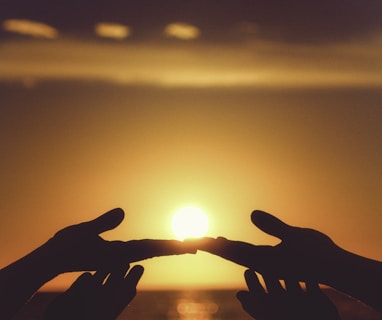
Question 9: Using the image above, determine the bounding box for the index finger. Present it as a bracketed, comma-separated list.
[111, 239, 198, 263]
[186, 237, 272, 269]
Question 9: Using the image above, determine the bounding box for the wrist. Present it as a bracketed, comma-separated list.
[319, 247, 352, 285]
[18, 240, 62, 283]
[321, 248, 382, 311]
[35, 238, 66, 277]
[0, 242, 61, 320]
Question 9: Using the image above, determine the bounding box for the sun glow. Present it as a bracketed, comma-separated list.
[171, 207, 209, 240]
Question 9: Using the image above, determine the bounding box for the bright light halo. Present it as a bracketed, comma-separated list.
[171, 206, 209, 240]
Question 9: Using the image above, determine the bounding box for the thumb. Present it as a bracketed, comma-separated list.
[251, 210, 292, 240]
[82, 208, 125, 234]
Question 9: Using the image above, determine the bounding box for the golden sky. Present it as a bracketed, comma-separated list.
[1, 1, 382, 291]
[1, 33, 382, 88]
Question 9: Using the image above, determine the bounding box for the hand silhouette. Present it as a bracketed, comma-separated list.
[236, 270, 340, 320]
[195, 210, 382, 312]
[45, 208, 197, 273]
[44, 265, 144, 320]
[0, 208, 197, 319]
[195, 210, 344, 281]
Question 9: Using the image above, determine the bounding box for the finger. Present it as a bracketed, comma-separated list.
[70, 272, 93, 290]
[114, 239, 199, 263]
[104, 265, 130, 288]
[251, 210, 293, 240]
[236, 291, 259, 318]
[125, 265, 144, 283]
[305, 280, 322, 294]
[82, 208, 125, 234]
[262, 273, 285, 295]
[284, 278, 303, 295]
[244, 270, 266, 295]
[122, 265, 144, 295]
[236, 291, 252, 307]
[188, 237, 271, 269]
[107, 266, 144, 319]
[100, 266, 144, 320]
[93, 270, 111, 285]
[236, 290, 249, 302]
[62, 272, 96, 298]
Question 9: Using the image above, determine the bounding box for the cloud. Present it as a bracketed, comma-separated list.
[2, 19, 58, 39]
[2, 1, 382, 44]
[95, 22, 132, 40]
[0, 35, 381, 88]
[164, 22, 200, 40]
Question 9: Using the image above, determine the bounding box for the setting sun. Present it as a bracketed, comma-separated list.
[171, 207, 209, 240]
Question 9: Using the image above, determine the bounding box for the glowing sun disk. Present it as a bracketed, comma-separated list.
[171, 207, 209, 240]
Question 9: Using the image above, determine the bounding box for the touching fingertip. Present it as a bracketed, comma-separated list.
[181, 240, 199, 254]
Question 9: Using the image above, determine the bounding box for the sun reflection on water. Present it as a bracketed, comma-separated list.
[167, 297, 219, 320]
[177, 299, 219, 319]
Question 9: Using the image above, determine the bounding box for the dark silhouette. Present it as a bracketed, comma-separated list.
[237, 270, 340, 320]
[0, 208, 197, 320]
[194, 210, 382, 312]
[44, 265, 144, 320]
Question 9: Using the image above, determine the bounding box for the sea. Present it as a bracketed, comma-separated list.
[13, 289, 382, 320]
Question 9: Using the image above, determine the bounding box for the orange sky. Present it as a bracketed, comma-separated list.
[1, 1, 382, 291]
[1, 86, 381, 290]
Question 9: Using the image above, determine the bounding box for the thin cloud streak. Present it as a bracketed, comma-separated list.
[164, 22, 201, 40]
[95, 22, 132, 40]
[0, 36, 381, 88]
[2, 1, 382, 44]
[2, 19, 58, 39]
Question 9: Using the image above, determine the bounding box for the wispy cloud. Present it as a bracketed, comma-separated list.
[1, 1, 382, 43]
[164, 22, 200, 40]
[2, 19, 58, 39]
[95, 22, 132, 40]
[0, 34, 381, 88]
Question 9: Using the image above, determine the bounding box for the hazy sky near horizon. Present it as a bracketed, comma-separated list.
[1, 0, 382, 290]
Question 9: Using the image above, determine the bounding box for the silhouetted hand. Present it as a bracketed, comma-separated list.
[45, 265, 144, 320]
[236, 270, 340, 320]
[44, 208, 197, 273]
[195, 210, 382, 312]
[195, 210, 343, 281]
[0, 208, 197, 319]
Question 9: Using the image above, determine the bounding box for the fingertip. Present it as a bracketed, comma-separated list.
[108, 207, 125, 222]
[181, 239, 199, 254]
[165, 239, 198, 255]
[250, 210, 270, 225]
[135, 264, 145, 273]
[244, 268, 252, 278]
[77, 271, 93, 281]
[131, 264, 145, 279]
[91, 208, 125, 233]
[184, 237, 217, 251]
[251, 210, 290, 239]
[70, 272, 94, 289]
[244, 269, 258, 284]
[236, 290, 247, 301]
